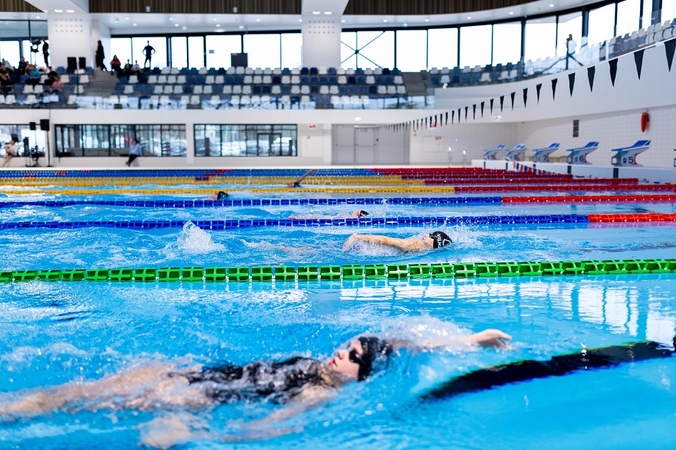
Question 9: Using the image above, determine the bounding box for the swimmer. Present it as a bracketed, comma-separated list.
[289, 209, 369, 220]
[343, 230, 452, 254]
[0, 327, 510, 447]
[209, 191, 229, 200]
[286, 169, 317, 188]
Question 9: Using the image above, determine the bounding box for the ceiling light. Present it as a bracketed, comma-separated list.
[133, 23, 137, 26]
[509, 11, 514, 15]
[324, 11, 332, 15]
[66, 10, 75, 13]
[467, 16, 471, 19]
[125, 17, 129, 20]
[341, 19, 345, 23]
[312, 11, 320, 15]
[256, 18, 260, 22]
[169, 17, 173, 21]
[216, 29, 224, 33]
[182, 26, 187, 30]
[54, 9, 63, 13]
[424, 19, 429, 22]
[213, 18, 217, 21]
[216, 24, 220, 27]
[383, 19, 388, 23]
[299, 19, 303, 22]
[549, 3, 554, 6]
[35, 15, 40, 19]
[239, 25, 244, 29]
[175, 23, 179, 26]
[354, 117, 362, 122]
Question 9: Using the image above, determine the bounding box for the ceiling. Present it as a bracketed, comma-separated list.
[3, 0, 604, 35]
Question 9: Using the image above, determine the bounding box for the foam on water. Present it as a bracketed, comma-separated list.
[176, 221, 225, 254]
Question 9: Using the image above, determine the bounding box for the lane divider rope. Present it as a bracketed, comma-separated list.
[3, 258, 675, 283]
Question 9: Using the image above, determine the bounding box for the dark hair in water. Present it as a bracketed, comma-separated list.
[356, 336, 393, 381]
[429, 231, 452, 249]
[216, 191, 228, 200]
[357, 210, 369, 218]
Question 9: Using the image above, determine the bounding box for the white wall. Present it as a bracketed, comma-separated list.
[301, 17, 341, 68]
[47, 14, 92, 69]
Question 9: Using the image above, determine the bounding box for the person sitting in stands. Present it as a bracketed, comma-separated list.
[26, 65, 41, 86]
[2, 137, 19, 167]
[343, 230, 453, 254]
[110, 55, 122, 77]
[0, 67, 12, 94]
[49, 76, 64, 95]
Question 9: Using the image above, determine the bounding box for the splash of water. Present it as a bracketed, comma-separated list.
[177, 221, 225, 254]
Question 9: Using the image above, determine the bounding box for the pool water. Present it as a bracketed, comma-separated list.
[1, 182, 676, 449]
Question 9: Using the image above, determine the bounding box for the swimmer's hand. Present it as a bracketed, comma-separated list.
[342, 233, 361, 250]
[465, 329, 512, 349]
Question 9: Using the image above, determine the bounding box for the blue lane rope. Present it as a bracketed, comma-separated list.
[0, 214, 590, 230]
[0, 197, 503, 209]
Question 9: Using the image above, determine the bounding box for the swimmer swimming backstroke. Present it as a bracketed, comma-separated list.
[0, 327, 510, 447]
[343, 230, 452, 253]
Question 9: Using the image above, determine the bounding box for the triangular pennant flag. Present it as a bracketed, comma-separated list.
[425, 117, 428, 127]
[634, 49, 645, 79]
[458, 109, 461, 122]
[522, 88, 528, 107]
[490, 99, 494, 114]
[499, 96, 504, 112]
[665, 38, 676, 71]
[451, 110, 455, 124]
[480, 101, 485, 117]
[434, 115, 437, 127]
[551, 78, 558, 100]
[609, 58, 618, 86]
[587, 66, 595, 92]
[472, 104, 476, 120]
[464, 106, 468, 121]
[568, 73, 575, 96]
[510, 92, 515, 110]
[536, 84, 542, 104]
[445, 112, 448, 125]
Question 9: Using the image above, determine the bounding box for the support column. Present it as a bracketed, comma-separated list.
[301, 0, 349, 68]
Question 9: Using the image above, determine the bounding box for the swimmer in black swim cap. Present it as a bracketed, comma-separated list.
[209, 191, 229, 200]
[343, 230, 452, 253]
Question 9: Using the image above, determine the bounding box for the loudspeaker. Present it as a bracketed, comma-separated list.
[67, 57, 77, 71]
[78, 57, 86, 70]
[231, 53, 248, 68]
[40, 119, 50, 131]
[29, 121, 36, 130]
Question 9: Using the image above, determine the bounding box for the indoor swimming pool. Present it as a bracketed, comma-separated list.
[1, 168, 675, 449]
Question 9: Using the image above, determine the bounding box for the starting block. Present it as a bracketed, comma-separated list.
[566, 141, 599, 164]
[483, 144, 505, 160]
[610, 140, 651, 167]
[531, 143, 560, 162]
[504, 144, 528, 161]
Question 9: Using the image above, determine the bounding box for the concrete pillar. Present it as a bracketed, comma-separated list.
[300, 0, 349, 68]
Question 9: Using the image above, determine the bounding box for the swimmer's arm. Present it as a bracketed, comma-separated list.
[343, 233, 412, 251]
[385, 329, 512, 351]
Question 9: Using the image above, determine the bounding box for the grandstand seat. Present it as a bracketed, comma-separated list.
[229, 95, 240, 107]
[193, 85, 203, 95]
[212, 85, 222, 94]
[222, 85, 232, 94]
[377, 85, 387, 95]
[146, 74, 158, 84]
[243, 75, 253, 84]
[203, 85, 213, 95]
[153, 85, 163, 95]
[114, 84, 124, 95]
[173, 85, 183, 94]
[79, 74, 90, 84]
[232, 85, 242, 94]
[252, 85, 262, 95]
[242, 85, 252, 94]
[215, 75, 224, 84]
[128, 75, 138, 84]
[240, 95, 251, 107]
[396, 85, 406, 94]
[167, 75, 177, 84]
[271, 85, 281, 95]
[65, 94, 76, 106]
[157, 75, 167, 84]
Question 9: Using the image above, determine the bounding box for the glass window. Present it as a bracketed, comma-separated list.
[341, 31, 357, 69]
[110, 37, 132, 66]
[525, 17, 557, 62]
[281, 33, 302, 69]
[643, 0, 654, 26]
[663, 0, 676, 21]
[428, 28, 458, 69]
[356, 31, 394, 69]
[206, 35, 240, 69]
[558, 12, 582, 54]
[55, 125, 186, 157]
[171, 36, 187, 68]
[188, 36, 204, 69]
[0, 20, 29, 39]
[244, 34, 281, 68]
[194, 125, 297, 157]
[29, 20, 48, 40]
[459, 24, 491, 68]
[0, 41, 20, 67]
[617, 0, 640, 36]
[396, 30, 427, 71]
[588, 3, 616, 45]
[0, 124, 46, 158]
[132, 37, 167, 69]
[492, 22, 521, 65]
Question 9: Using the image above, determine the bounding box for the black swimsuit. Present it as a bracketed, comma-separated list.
[182, 356, 326, 404]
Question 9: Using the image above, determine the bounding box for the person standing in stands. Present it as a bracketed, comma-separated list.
[41, 38, 49, 67]
[95, 40, 107, 71]
[565, 34, 577, 70]
[126, 138, 141, 167]
[142, 41, 155, 69]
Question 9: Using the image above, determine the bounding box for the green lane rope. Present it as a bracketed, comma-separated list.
[1, 258, 675, 284]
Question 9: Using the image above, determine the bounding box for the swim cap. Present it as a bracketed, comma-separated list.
[429, 231, 452, 249]
[356, 336, 393, 381]
[293, 182, 301, 188]
[217, 191, 228, 200]
[357, 210, 369, 218]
